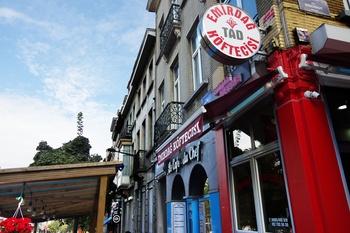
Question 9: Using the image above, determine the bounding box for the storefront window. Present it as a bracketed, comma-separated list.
[233, 162, 257, 230]
[229, 103, 292, 232]
[257, 152, 291, 232]
[228, 104, 276, 158]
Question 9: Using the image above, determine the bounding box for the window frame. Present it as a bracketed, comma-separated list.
[173, 62, 180, 102]
[190, 29, 203, 91]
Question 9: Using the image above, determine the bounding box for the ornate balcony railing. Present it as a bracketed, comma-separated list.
[154, 101, 184, 145]
[133, 150, 147, 174]
[160, 4, 181, 56]
[120, 125, 132, 139]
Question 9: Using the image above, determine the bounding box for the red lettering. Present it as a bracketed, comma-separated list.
[234, 46, 241, 57]
[247, 40, 258, 50]
[207, 30, 219, 38]
[206, 13, 217, 23]
[240, 16, 249, 24]
[227, 5, 234, 16]
[220, 5, 227, 15]
[240, 46, 249, 56]
[246, 23, 256, 30]
[243, 42, 253, 53]
[235, 9, 242, 18]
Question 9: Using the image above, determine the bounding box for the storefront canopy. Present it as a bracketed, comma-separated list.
[0, 161, 122, 230]
[202, 70, 278, 123]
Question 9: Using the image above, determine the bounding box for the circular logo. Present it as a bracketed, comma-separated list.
[112, 215, 120, 224]
[200, 4, 261, 65]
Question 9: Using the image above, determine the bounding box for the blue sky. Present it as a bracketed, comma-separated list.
[0, 1, 154, 168]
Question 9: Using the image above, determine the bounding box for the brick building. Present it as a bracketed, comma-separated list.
[109, 0, 350, 232]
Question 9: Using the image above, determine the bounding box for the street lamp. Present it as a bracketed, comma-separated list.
[106, 147, 135, 172]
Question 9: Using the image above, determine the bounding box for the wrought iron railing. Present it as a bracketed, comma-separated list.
[154, 101, 184, 144]
[160, 4, 181, 55]
[120, 125, 132, 139]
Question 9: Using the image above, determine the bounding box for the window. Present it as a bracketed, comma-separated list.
[220, 0, 258, 19]
[148, 109, 153, 149]
[142, 120, 146, 150]
[228, 104, 292, 232]
[191, 29, 203, 90]
[173, 62, 180, 102]
[344, 0, 350, 10]
[159, 82, 165, 111]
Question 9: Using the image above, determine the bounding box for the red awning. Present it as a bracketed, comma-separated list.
[203, 70, 277, 123]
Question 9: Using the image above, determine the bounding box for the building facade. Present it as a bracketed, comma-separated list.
[109, 28, 156, 233]
[109, 0, 350, 232]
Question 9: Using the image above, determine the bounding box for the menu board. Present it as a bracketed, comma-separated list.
[172, 202, 186, 233]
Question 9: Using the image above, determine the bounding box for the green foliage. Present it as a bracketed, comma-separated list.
[30, 136, 101, 166]
[47, 220, 68, 233]
[77, 112, 84, 136]
[64, 216, 90, 232]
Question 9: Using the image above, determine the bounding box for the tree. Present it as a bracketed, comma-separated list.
[77, 112, 84, 136]
[30, 136, 101, 166]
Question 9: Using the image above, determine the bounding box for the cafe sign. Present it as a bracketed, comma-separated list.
[199, 4, 261, 65]
[167, 141, 202, 174]
[157, 116, 203, 165]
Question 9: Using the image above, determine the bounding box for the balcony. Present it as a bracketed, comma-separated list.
[154, 101, 184, 146]
[160, 4, 181, 57]
[133, 150, 147, 174]
[120, 125, 132, 139]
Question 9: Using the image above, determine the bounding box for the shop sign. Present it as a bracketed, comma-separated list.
[269, 217, 289, 227]
[262, 7, 275, 28]
[157, 116, 203, 165]
[167, 141, 201, 174]
[112, 215, 120, 224]
[297, 0, 330, 16]
[214, 73, 242, 96]
[199, 4, 261, 65]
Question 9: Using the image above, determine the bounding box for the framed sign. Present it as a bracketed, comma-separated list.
[298, 0, 330, 16]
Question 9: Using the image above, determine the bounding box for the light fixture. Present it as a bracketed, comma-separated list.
[40, 205, 45, 215]
[31, 207, 37, 217]
[27, 192, 33, 212]
[27, 200, 33, 212]
[338, 104, 347, 110]
[337, 100, 347, 110]
[304, 90, 320, 99]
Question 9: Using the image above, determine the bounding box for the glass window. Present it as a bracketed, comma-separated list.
[159, 82, 165, 111]
[257, 152, 291, 232]
[229, 103, 292, 232]
[191, 30, 203, 90]
[228, 104, 276, 159]
[233, 162, 257, 231]
[173, 62, 180, 102]
[221, 0, 258, 19]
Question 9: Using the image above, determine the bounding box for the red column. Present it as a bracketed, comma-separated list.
[269, 45, 350, 232]
[215, 125, 233, 233]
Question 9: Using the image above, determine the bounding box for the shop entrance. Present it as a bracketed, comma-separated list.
[186, 165, 216, 233]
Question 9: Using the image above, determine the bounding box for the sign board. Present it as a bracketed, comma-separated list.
[172, 202, 186, 233]
[199, 4, 261, 65]
[157, 116, 203, 165]
[297, 0, 330, 16]
[112, 215, 120, 224]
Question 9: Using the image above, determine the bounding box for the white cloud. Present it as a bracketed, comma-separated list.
[0, 1, 154, 169]
[0, 93, 115, 168]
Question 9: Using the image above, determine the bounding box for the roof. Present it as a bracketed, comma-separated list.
[0, 161, 122, 223]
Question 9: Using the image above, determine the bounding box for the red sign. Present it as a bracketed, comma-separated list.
[157, 116, 203, 165]
[199, 4, 261, 65]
